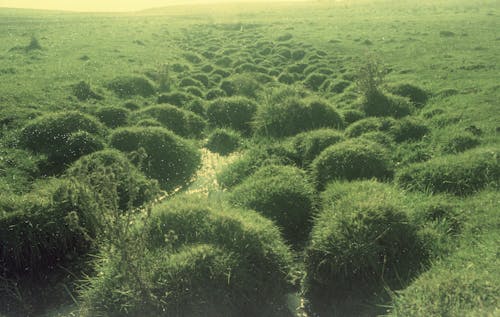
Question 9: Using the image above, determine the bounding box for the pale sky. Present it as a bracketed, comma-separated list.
[0, 0, 304, 12]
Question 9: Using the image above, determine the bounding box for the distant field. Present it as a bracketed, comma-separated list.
[0, 0, 498, 316]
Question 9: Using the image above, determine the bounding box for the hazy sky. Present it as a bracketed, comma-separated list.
[0, 0, 302, 12]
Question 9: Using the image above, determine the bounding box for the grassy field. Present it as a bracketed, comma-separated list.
[0, 0, 499, 316]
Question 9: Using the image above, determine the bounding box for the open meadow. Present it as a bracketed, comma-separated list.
[0, 0, 499, 316]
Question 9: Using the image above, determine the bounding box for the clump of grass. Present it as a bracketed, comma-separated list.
[157, 91, 193, 107]
[229, 164, 317, 246]
[80, 196, 294, 317]
[205, 128, 243, 156]
[389, 117, 430, 142]
[341, 108, 365, 125]
[206, 96, 257, 135]
[387, 83, 430, 107]
[72, 81, 103, 101]
[94, 106, 130, 128]
[109, 126, 201, 191]
[311, 139, 394, 189]
[254, 87, 343, 138]
[345, 116, 396, 138]
[106, 76, 156, 98]
[0, 178, 100, 277]
[66, 149, 160, 211]
[396, 147, 499, 196]
[133, 104, 206, 139]
[441, 132, 481, 154]
[19, 111, 106, 173]
[359, 90, 414, 118]
[389, 231, 498, 317]
[205, 88, 226, 100]
[304, 180, 428, 316]
[219, 74, 261, 98]
[303, 73, 328, 91]
[291, 129, 345, 166]
[217, 142, 297, 189]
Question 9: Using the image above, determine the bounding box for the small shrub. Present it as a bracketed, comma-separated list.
[229, 165, 317, 245]
[94, 106, 130, 128]
[396, 147, 499, 196]
[133, 104, 206, 138]
[388, 83, 429, 107]
[0, 179, 99, 276]
[304, 180, 427, 315]
[254, 90, 343, 138]
[389, 117, 429, 142]
[311, 139, 394, 189]
[81, 196, 294, 317]
[217, 143, 297, 189]
[205, 128, 242, 156]
[19, 111, 106, 171]
[441, 132, 481, 154]
[107, 76, 156, 98]
[291, 129, 345, 166]
[206, 96, 257, 135]
[345, 116, 396, 138]
[67, 149, 160, 211]
[109, 127, 201, 191]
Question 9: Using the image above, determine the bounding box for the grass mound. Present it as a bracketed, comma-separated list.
[219, 74, 261, 98]
[81, 196, 294, 317]
[387, 83, 430, 107]
[133, 104, 206, 138]
[396, 147, 499, 196]
[304, 180, 428, 316]
[109, 126, 201, 191]
[94, 106, 130, 128]
[311, 139, 394, 189]
[389, 117, 429, 142]
[157, 91, 193, 107]
[229, 165, 317, 245]
[205, 128, 242, 156]
[19, 111, 106, 172]
[217, 142, 297, 189]
[107, 76, 156, 98]
[291, 129, 345, 166]
[67, 149, 160, 211]
[72, 81, 103, 101]
[345, 116, 395, 138]
[0, 179, 99, 277]
[441, 132, 481, 154]
[254, 90, 343, 138]
[359, 90, 414, 118]
[389, 228, 498, 317]
[206, 96, 257, 135]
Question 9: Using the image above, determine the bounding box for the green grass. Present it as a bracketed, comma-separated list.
[0, 0, 498, 316]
